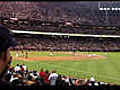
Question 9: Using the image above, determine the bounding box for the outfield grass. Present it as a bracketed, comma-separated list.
[11, 51, 120, 85]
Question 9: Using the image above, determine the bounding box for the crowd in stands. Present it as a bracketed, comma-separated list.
[5, 23, 120, 35]
[1, 2, 120, 87]
[0, 2, 120, 26]
[1, 17, 120, 35]
[5, 64, 116, 86]
[0, 2, 120, 36]
[12, 35, 120, 52]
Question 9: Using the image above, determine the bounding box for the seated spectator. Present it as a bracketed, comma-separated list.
[56, 74, 64, 86]
[89, 77, 95, 86]
[43, 70, 50, 85]
[10, 73, 24, 86]
[39, 68, 45, 78]
[35, 76, 45, 86]
[62, 75, 72, 86]
[29, 70, 38, 80]
[5, 64, 116, 86]
[24, 75, 35, 86]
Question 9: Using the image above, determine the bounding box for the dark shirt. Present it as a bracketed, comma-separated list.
[0, 79, 10, 86]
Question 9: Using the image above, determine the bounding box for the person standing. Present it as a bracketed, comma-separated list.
[25, 51, 28, 59]
[14, 64, 21, 72]
[22, 64, 26, 71]
[48, 70, 58, 86]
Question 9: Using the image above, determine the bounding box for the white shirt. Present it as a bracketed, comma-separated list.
[30, 73, 34, 77]
[30, 73, 38, 79]
[65, 78, 71, 86]
[14, 66, 21, 72]
[23, 65, 26, 71]
[65, 78, 70, 83]
[94, 82, 99, 86]
[10, 75, 19, 83]
[48, 73, 58, 86]
[90, 77, 95, 82]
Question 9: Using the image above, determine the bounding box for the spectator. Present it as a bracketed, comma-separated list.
[0, 25, 17, 86]
[12, 35, 120, 52]
[5, 64, 116, 86]
[89, 77, 97, 86]
[22, 64, 26, 71]
[10, 74, 19, 86]
[35, 76, 45, 86]
[25, 75, 35, 86]
[39, 68, 45, 78]
[56, 74, 64, 86]
[20, 65, 24, 72]
[14, 64, 21, 72]
[48, 70, 58, 86]
[43, 70, 50, 85]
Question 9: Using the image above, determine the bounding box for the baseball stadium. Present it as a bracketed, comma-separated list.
[0, 1, 120, 86]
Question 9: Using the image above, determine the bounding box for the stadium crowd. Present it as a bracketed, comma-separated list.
[5, 64, 116, 86]
[6, 24, 120, 35]
[0, 2, 120, 88]
[0, 18, 120, 35]
[0, 2, 120, 26]
[12, 35, 120, 52]
[0, 2, 120, 35]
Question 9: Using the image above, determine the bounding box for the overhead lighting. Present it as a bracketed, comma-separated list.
[99, 8, 104, 10]
[103, 8, 107, 10]
[106, 8, 110, 10]
[111, 8, 115, 10]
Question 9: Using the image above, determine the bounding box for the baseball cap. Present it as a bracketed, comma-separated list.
[0, 24, 17, 52]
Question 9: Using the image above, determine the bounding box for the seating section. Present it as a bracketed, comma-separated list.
[11, 35, 120, 52]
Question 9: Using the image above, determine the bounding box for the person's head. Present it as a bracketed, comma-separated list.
[28, 75, 33, 81]
[17, 64, 19, 66]
[45, 70, 49, 74]
[52, 70, 56, 73]
[0, 25, 17, 79]
[40, 68, 44, 72]
[57, 74, 62, 79]
[20, 65, 22, 68]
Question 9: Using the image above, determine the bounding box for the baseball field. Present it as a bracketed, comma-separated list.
[10, 51, 120, 85]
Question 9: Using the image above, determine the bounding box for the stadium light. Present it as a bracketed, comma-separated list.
[99, 7, 120, 11]
[115, 8, 118, 10]
[111, 8, 115, 10]
[99, 8, 104, 10]
[98, 1, 120, 11]
[103, 8, 107, 10]
[106, 8, 110, 10]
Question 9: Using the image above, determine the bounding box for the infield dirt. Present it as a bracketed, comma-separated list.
[13, 52, 106, 61]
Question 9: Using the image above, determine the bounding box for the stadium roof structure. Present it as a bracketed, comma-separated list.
[11, 30, 120, 38]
